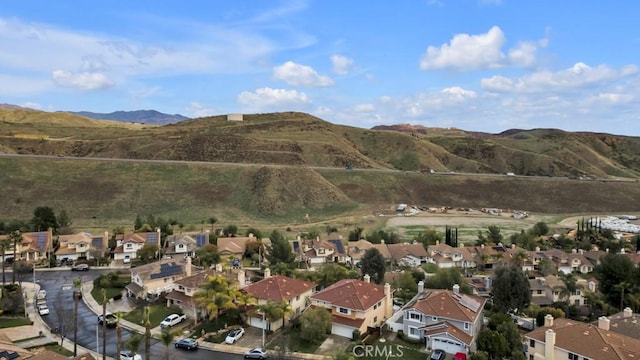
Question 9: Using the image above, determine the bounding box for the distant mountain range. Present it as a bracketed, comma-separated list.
[67, 110, 189, 125]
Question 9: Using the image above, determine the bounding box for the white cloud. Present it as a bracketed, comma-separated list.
[52, 70, 115, 90]
[314, 106, 333, 116]
[331, 55, 354, 75]
[441, 86, 477, 99]
[420, 26, 506, 71]
[273, 61, 334, 87]
[482, 62, 639, 93]
[237, 87, 310, 109]
[21, 102, 42, 110]
[187, 102, 218, 118]
[352, 103, 375, 113]
[420, 26, 547, 71]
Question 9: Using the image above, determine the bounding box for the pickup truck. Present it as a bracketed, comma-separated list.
[160, 313, 186, 328]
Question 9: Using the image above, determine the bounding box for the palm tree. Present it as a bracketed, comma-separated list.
[277, 301, 293, 330]
[256, 301, 284, 332]
[144, 306, 151, 360]
[195, 275, 238, 328]
[554, 273, 578, 318]
[116, 312, 123, 359]
[160, 329, 177, 360]
[233, 291, 256, 323]
[72, 277, 82, 356]
[615, 281, 632, 311]
[208, 217, 217, 234]
[0, 236, 12, 285]
[512, 250, 528, 268]
[126, 333, 142, 359]
[101, 289, 107, 360]
[10, 230, 22, 284]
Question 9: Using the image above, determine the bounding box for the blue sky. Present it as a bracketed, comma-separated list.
[2, 0, 640, 136]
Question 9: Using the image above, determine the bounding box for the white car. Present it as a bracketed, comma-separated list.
[37, 290, 47, 300]
[225, 327, 245, 344]
[119, 350, 142, 360]
[38, 304, 50, 315]
[123, 255, 131, 264]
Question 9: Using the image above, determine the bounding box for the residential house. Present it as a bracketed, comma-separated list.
[394, 283, 486, 355]
[113, 230, 161, 262]
[525, 314, 640, 359]
[125, 257, 196, 302]
[347, 240, 394, 266]
[164, 232, 208, 258]
[55, 231, 108, 262]
[300, 237, 350, 267]
[243, 268, 316, 331]
[596, 307, 640, 340]
[544, 248, 593, 274]
[0, 229, 53, 263]
[528, 275, 588, 307]
[165, 264, 247, 320]
[310, 275, 393, 339]
[529, 277, 553, 306]
[217, 234, 269, 258]
[426, 242, 476, 270]
[465, 277, 492, 298]
[387, 242, 428, 267]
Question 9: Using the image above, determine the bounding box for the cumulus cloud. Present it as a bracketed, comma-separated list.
[52, 70, 115, 90]
[420, 26, 546, 71]
[273, 61, 334, 87]
[481, 62, 639, 93]
[186, 102, 218, 118]
[237, 87, 310, 108]
[331, 55, 354, 75]
[352, 103, 375, 112]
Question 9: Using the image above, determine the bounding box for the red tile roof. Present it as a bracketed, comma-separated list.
[408, 290, 485, 323]
[311, 279, 390, 311]
[242, 275, 316, 302]
[422, 321, 473, 345]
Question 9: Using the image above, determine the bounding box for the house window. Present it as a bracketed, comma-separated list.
[529, 339, 535, 347]
[568, 353, 578, 360]
[529, 356, 533, 360]
[373, 316, 377, 324]
[432, 316, 437, 321]
[374, 304, 378, 310]
[318, 249, 325, 254]
[464, 322, 470, 330]
[296, 295, 300, 301]
[409, 312, 421, 321]
[338, 307, 349, 314]
[408, 327, 419, 336]
[537, 290, 542, 295]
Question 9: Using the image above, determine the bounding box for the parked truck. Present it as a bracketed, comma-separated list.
[160, 313, 186, 328]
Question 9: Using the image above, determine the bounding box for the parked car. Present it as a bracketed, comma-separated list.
[160, 313, 186, 328]
[174, 338, 198, 350]
[97, 313, 118, 327]
[244, 348, 268, 360]
[119, 350, 142, 360]
[225, 327, 245, 344]
[37, 290, 47, 300]
[37, 304, 50, 316]
[123, 255, 131, 264]
[430, 349, 446, 360]
[71, 263, 89, 271]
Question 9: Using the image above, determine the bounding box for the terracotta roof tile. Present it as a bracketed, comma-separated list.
[421, 321, 473, 345]
[311, 279, 390, 311]
[243, 275, 316, 302]
[407, 290, 485, 323]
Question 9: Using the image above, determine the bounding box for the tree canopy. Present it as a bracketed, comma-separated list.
[360, 248, 386, 284]
[266, 230, 295, 266]
[490, 264, 531, 313]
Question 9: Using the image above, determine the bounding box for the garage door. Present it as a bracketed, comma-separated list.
[332, 324, 356, 339]
[432, 337, 464, 354]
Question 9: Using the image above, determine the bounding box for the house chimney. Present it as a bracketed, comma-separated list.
[215, 263, 223, 272]
[417, 281, 424, 293]
[264, 267, 271, 279]
[579, 249, 584, 255]
[248, 233, 254, 238]
[511, 244, 515, 249]
[384, 283, 391, 297]
[238, 270, 246, 289]
[435, 240, 440, 245]
[545, 329, 556, 360]
[364, 274, 370, 283]
[535, 246, 540, 252]
[381, 240, 385, 244]
[572, 249, 577, 254]
[624, 307, 633, 318]
[453, 284, 460, 294]
[598, 316, 610, 331]
[544, 314, 554, 327]
[480, 244, 485, 249]
[186, 256, 192, 277]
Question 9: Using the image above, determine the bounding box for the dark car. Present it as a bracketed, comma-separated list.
[175, 338, 198, 350]
[97, 313, 118, 328]
[244, 348, 268, 360]
[430, 349, 446, 360]
[71, 263, 89, 271]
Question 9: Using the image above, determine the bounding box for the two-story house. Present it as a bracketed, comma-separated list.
[113, 230, 161, 262]
[0, 229, 53, 263]
[426, 242, 476, 270]
[529, 275, 588, 307]
[525, 314, 640, 359]
[55, 231, 108, 262]
[299, 238, 350, 267]
[398, 283, 486, 355]
[544, 248, 593, 274]
[217, 234, 270, 258]
[164, 232, 208, 258]
[310, 275, 393, 339]
[387, 242, 428, 267]
[243, 268, 316, 331]
[125, 257, 196, 301]
[165, 264, 247, 320]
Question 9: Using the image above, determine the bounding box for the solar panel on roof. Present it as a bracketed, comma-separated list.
[147, 233, 157, 244]
[471, 279, 481, 284]
[0, 350, 19, 360]
[292, 241, 300, 252]
[92, 237, 103, 249]
[329, 239, 344, 254]
[36, 233, 47, 250]
[459, 295, 482, 312]
[150, 262, 183, 279]
[195, 234, 206, 247]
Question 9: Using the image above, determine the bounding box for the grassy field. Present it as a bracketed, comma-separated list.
[0, 316, 32, 328]
[123, 305, 183, 328]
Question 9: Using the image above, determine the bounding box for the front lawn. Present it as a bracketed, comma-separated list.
[91, 286, 125, 305]
[123, 305, 183, 328]
[0, 316, 33, 328]
[44, 344, 74, 356]
[267, 327, 324, 354]
[91, 271, 130, 305]
[191, 311, 241, 338]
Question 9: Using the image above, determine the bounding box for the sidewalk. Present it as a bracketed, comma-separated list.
[22, 281, 113, 360]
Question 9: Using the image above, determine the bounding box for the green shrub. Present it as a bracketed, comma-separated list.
[397, 329, 404, 340]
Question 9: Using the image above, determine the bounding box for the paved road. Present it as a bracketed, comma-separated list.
[37, 269, 241, 360]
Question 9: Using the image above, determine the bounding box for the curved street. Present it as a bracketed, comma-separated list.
[37, 269, 241, 360]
